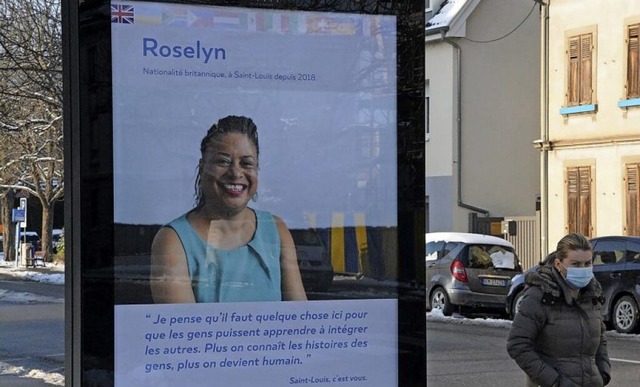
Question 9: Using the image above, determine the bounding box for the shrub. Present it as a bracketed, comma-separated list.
[53, 235, 65, 264]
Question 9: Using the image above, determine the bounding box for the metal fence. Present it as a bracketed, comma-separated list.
[504, 214, 540, 271]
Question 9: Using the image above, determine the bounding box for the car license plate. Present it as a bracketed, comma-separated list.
[481, 278, 507, 287]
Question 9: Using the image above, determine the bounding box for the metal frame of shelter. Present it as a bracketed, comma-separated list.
[62, 1, 425, 385]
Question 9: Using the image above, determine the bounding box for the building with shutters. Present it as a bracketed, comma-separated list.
[424, 0, 540, 238]
[540, 0, 640, 252]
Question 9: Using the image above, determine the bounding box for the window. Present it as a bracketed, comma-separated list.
[625, 242, 640, 265]
[592, 240, 625, 266]
[592, 250, 624, 266]
[443, 242, 458, 258]
[566, 166, 592, 237]
[425, 0, 433, 12]
[625, 163, 640, 235]
[466, 244, 517, 270]
[627, 24, 640, 99]
[425, 241, 444, 261]
[567, 33, 593, 106]
[425, 195, 430, 231]
[425, 80, 430, 137]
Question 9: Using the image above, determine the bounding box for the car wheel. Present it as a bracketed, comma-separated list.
[511, 289, 525, 319]
[612, 295, 640, 334]
[430, 288, 453, 316]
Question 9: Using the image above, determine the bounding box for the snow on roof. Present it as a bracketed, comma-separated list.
[425, 0, 478, 37]
[425, 232, 514, 248]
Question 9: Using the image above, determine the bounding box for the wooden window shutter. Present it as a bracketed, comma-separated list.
[578, 166, 591, 236]
[579, 34, 593, 104]
[628, 24, 640, 98]
[568, 37, 580, 105]
[567, 166, 592, 237]
[626, 164, 640, 236]
[567, 167, 579, 232]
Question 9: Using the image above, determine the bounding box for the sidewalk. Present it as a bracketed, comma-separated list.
[0, 259, 66, 386]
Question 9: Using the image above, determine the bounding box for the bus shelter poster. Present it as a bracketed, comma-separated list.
[111, 1, 398, 385]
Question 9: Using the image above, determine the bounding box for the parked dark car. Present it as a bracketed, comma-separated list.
[426, 232, 523, 316]
[506, 236, 640, 334]
[291, 228, 333, 292]
[505, 270, 528, 321]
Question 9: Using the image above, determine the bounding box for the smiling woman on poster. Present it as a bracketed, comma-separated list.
[150, 115, 307, 303]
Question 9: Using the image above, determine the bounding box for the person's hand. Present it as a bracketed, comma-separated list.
[601, 372, 611, 386]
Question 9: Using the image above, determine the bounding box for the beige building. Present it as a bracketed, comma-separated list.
[425, 0, 540, 247]
[541, 0, 640, 254]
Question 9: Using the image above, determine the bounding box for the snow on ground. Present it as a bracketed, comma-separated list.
[427, 308, 513, 329]
[427, 308, 640, 340]
[0, 266, 64, 285]
[0, 255, 65, 385]
[0, 255, 64, 286]
[0, 362, 65, 386]
[24, 369, 65, 386]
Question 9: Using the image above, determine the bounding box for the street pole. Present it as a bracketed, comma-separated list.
[15, 222, 20, 267]
[12, 198, 28, 267]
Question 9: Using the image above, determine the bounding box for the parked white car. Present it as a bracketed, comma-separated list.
[426, 232, 523, 316]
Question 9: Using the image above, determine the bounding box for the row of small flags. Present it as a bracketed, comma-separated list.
[111, 3, 390, 36]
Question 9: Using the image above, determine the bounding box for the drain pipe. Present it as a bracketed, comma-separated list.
[540, 0, 550, 258]
[443, 34, 490, 217]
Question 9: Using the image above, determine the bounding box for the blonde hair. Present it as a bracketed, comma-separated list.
[555, 233, 592, 262]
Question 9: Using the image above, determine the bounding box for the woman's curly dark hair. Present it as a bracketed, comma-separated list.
[194, 116, 259, 207]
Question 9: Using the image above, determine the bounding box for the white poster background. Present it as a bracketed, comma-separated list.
[111, 1, 399, 385]
[115, 299, 398, 386]
[111, 1, 397, 229]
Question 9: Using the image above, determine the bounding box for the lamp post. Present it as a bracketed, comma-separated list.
[11, 206, 26, 267]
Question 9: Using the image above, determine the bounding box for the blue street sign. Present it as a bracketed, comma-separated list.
[12, 209, 25, 222]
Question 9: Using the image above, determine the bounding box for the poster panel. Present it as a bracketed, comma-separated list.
[111, 1, 397, 230]
[110, 1, 402, 385]
[115, 299, 397, 386]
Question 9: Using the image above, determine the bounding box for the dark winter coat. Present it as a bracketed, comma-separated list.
[506, 265, 611, 387]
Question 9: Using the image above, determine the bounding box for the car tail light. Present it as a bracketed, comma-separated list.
[451, 260, 468, 282]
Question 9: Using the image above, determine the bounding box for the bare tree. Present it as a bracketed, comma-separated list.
[0, 0, 63, 260]
[0, 137, 19, 260]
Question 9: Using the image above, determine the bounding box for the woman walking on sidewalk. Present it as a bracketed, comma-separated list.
[506, 233, 611, 387]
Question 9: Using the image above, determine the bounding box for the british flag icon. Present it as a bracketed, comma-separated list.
[111, 4, 134, 24]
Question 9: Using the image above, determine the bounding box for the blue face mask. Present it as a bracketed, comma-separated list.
[560, 263, 594, 289]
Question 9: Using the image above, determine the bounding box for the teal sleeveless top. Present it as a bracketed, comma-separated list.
[165, 209, 282, 302]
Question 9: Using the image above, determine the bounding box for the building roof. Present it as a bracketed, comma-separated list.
[425, 0, 480, 37]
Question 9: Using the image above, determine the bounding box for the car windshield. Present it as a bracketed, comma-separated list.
[467, 244, 518, 270]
